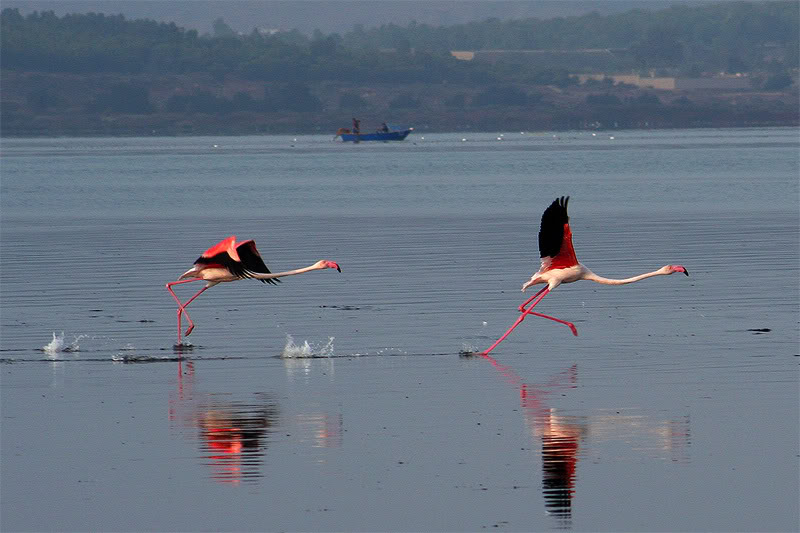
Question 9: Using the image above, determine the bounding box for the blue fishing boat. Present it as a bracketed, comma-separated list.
[335, 123, 413, 142]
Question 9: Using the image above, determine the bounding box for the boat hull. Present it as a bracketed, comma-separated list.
[339, 130, 411, 142]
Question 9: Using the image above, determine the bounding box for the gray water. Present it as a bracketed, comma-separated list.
[1, 128, 798, 532]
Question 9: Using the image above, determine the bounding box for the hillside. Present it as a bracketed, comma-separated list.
[1, 3, 797, 136]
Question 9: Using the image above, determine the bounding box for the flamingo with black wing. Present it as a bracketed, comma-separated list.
[166, 236, 341, 345]
[480, 197, 688, 355]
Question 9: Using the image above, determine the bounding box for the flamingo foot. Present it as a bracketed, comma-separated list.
[173, 342, 194, 354]
[184, 324, 194, 336]
[566, 323, 578, 336]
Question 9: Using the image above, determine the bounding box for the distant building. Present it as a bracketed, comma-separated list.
[451, 49, 624, 70]
[451, 50, 755, 90]
[574, 73, 752, 90]
[451, 51, 475, 61]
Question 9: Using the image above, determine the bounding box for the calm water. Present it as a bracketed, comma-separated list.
[1, 128, 798, 531]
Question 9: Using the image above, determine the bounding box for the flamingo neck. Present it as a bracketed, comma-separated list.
[582, 269, 668, 286]
[252, 263, 323, 280]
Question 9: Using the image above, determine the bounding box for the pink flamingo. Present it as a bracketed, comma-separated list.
[481, 196, 688, 355]
[166, 236, 340, 345]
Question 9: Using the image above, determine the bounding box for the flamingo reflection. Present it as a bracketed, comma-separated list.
[483, 355, 582, 525]
[196, 397, 278, 484]
[169, 360, 344, 484]
[169, 361, 278, 484]
[470, 353, 689, 528]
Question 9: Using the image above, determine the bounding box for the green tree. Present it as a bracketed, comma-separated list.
[212, 18, 235, 38]
[339, 92, 367, 109]
[586, 93, 622, 106]
[266, 83, 322, 112]
[474, 86, 528, 107]
[27, 87, 67, 111]
[444, 93, 466, 108]
[389, 92, 420, 109]
[92, 82, 153, 113]
[763, 72, 794, 91]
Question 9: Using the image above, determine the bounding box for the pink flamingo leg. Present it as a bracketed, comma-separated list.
[523, 311, 578, 337]
[167, 281, 192, 345]
[517, 285, 578, 335]
[166, 278, 207, 344]
[177, 285, 209, 336]
[481, 287, 550, 356]
[518, 290, 544, 312]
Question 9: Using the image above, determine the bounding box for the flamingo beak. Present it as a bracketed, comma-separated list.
[683, 268, 689, 276]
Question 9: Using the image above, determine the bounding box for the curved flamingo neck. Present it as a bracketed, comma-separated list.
[582, 269, 669, 286]
[252, 262, 324, 280]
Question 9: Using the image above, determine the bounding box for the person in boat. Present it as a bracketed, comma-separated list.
[352, 118, 360, 134]
[379, 122, 389, 133]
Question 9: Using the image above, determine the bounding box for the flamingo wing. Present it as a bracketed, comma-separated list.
[200, 236, 239, 260]
[538, 196, 578, 270]
[539, 197, 569, 258]
[194, 249, 249, 279]
[235, 240, 280, 285]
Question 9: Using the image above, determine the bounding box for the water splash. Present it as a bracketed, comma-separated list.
[460, 343, 480, 355]
[281, 335, 335, 358]
[43, 331, 85, 357]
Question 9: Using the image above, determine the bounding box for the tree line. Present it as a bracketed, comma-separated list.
[2, 1, 797, 84]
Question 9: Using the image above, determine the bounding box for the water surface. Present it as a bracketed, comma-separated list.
[1, 128, 798, 531]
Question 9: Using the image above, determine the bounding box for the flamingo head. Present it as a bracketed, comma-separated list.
[316, 260, 341, 272]
[664, 264, 689, 276]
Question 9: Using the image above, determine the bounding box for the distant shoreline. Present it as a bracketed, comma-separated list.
[3, 70, 796, 138]
[3, 101, 798, 138]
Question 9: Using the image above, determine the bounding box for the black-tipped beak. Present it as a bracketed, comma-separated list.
[336, 265, 341, 272]
[683, 268, 689, 276]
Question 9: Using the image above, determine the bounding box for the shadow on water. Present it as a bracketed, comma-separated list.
[462, 352, 691, 529]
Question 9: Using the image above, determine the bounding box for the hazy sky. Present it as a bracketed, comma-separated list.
[7, 0, 719, 34]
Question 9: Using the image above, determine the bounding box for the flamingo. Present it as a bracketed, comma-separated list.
[480, 196, 688, 356]
[166, 235, 341, 345]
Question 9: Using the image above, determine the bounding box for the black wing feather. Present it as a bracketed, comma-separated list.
[538, 196, 570, 258]
[236, 240, 280, 285]
[194, 241, 280, 285]
[194, 251, 248, 277]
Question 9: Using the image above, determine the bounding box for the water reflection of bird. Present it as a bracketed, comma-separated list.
[472, 353, 690, 528]
[474, 353, 582, 525]
[481, 196, 689, 355]
[166, 235, 341, 345]
[196, 402, 278, 484]
[169, 362, 279, 484]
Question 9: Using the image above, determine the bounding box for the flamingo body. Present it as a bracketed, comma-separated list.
[481, 196, 688, 355]
[166, 236, 340, 345]
[180, 236, 282, 287]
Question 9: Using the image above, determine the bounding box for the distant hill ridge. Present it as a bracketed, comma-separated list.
[5, 0, 738, 34]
